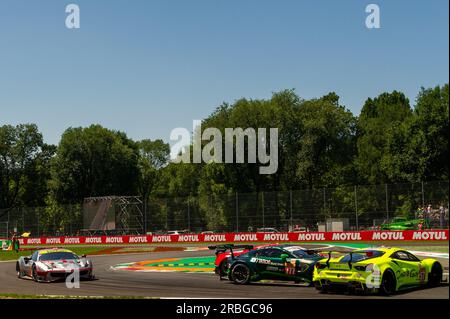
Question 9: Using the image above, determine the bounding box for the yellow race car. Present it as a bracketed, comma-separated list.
[313, 247, 444, 295]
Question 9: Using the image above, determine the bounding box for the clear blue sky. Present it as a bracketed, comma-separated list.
[0, 0, 448, 146]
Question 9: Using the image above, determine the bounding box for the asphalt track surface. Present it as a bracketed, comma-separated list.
[0, 249, 448, 299]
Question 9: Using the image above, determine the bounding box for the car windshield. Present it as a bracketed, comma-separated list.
[291, 250, 321, 259]
[340, 250, 385, 263]
[282, 246, 321, 259]
[39, 252, 79, 261]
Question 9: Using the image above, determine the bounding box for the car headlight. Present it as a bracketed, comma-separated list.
[38, 263, 51, 271]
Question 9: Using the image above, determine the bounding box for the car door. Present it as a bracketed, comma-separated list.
[404, 251, 427, 285]
[251, 248, 286, 280]
[390, 251, 424, 287]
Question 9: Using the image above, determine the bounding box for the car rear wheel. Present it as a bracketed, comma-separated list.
[230, 264, 251, 285]
[379, 269, 396, 296]
[428, 262, 443, 287]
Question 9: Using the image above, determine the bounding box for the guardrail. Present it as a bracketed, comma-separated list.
[16, 230, 449, 246]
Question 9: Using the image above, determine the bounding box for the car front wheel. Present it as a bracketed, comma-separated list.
[32, 265, 39, 282]
[16, 262, 25, 279]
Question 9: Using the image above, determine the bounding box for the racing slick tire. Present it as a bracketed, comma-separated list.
[31, 265, 39, 282]
[16, 262, 25, 279]
[428, 262, 443, 287]
[379, 269, 396, 296]
[219, 260, 228, 277]
[230, 263, 252, 285]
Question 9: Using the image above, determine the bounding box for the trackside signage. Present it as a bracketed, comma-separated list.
[128, 236, 148, 243]
[371, 232, 405, 240]
[203, 234, 226, 242]
[178, 235, 200, 242]
[17, 230, 448, 246]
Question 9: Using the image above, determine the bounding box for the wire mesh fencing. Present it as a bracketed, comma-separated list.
[0, 180, 448, 237]
[145, 180, 449, 233]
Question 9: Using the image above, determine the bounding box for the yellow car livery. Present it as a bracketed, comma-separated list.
[313, 247, 443, 295]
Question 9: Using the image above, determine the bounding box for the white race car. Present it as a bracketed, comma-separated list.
[16, 248, 95, 282]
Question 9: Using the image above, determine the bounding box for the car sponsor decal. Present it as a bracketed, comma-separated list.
[418, 265, 426, 283]
[250, 258, 284, 267]
[39, 249, 72, 255]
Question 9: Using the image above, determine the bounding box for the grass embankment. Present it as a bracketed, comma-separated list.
[0, 247, 122, 262]
[0, 245, 187, 261]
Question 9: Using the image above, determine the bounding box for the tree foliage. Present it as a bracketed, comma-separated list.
[1, 84, 448, 232]
[0, 124, 53, 211]
[49, 125, 140, 203]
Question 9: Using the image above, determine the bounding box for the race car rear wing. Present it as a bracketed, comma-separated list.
[319, 249, 374, 269]
[208, 244, 254, 258]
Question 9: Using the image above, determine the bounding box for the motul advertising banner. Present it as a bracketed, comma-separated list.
[17, 230, 449, 246]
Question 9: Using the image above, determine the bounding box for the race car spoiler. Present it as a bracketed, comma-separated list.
[208, 244, 254, 258]
[320, 249, 374, 269]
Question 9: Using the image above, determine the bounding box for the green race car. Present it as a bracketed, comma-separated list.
[380, 217, 429, 230]
[313, 247, 444, 295]
[224, 244, 324, 285]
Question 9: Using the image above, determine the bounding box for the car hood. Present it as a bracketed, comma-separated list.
[38, 259, 91, 269]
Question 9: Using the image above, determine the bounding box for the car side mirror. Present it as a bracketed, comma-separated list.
[81, 254, 87, 258]
[280, 254, 289, 261]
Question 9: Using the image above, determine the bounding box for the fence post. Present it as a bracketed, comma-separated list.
[144, 197, 147, 234]
[235, 192, 239, 232]
[290, 190, 293, 231]
[323, 188, 326, 216]
[165, 198, 168, 230]
[187, 196, 191, 231]
[354, 186, 359, 231]
[385, 184, 389, 221]
[6, 210, 9, 236]
[421, 181, 425, 208]
[262, 192, 265, 229]
[22, 207, 24, 233]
